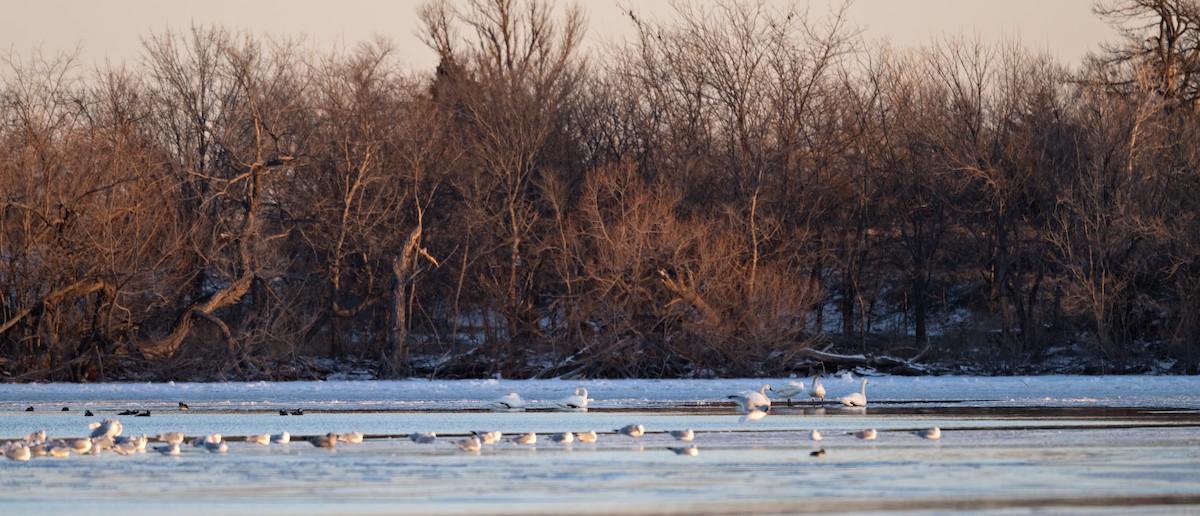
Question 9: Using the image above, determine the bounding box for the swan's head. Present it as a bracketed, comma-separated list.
[577, 388, 588, 397]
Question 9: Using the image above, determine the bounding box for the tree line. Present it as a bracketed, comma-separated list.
[2, 0, 1198, 381]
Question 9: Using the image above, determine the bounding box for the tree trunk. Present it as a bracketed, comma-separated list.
[382, 226, 423, 377]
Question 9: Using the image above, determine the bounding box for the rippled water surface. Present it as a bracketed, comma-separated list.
[2, 377, 1199, 515]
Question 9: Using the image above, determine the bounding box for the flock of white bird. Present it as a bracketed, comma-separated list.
[2, 376, 940, 462]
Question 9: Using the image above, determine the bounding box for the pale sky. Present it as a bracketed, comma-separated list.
[3, 1, 1115, 72]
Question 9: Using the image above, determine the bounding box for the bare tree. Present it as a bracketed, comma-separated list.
[418, 0, 586, 372]
[1094, 0, 1200, 110]
[139, 27, 312, 370]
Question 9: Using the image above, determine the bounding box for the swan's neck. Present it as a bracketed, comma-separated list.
[860, 380, 868, 395]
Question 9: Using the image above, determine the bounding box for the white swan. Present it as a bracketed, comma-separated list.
[509, 432, 537, 445]
[550, 432, 575, 444]
[616, 424, 644, 440]
[410, 432, 437, 444]
[557, 388, 591, 410]
[206, 440, 228, 453]
[853, 428, 877, 440]
[809, 377, 826, 403]
[270, 431, 290, 444]
[667, 444, 698, 456]
[669, 429, 694, 442]
[249, 434, 271, 445]
[914, 427, 941, 440]
[472, 431, 503, 445]
[155, 443, 180, 456]
[490, 392, 526, 410]
[840, 378, 869, 407]
[810, 429, 823, 441]
[772, 382, 806, 406]
[455, 437, 482, 452]
[88, 418, 123, 439]
[729, 385, 772, 413]
[576, 430, 598, 443]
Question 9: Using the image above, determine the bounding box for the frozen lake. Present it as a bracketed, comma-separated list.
[2, 376, 1199, 515]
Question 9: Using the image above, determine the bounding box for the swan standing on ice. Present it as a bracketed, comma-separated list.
[669, 429, 694, 442]
[557, 388, 591, 410]
[729, 385, 772, 413]
[772, 382, 806, 407]
[490, 392, 526, 410]
[809, 377, 826, 404]
[576, 430, 598, 443]
[914, 427, 941, 440]
[840, 378, 869, 407]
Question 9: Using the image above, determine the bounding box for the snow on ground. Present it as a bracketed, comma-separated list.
[2, 374, 1199, 412]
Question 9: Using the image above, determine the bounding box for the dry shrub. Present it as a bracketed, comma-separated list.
[569, 163, 821, 376]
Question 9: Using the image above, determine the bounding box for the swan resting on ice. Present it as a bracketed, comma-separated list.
[840, 378, 869, 407]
